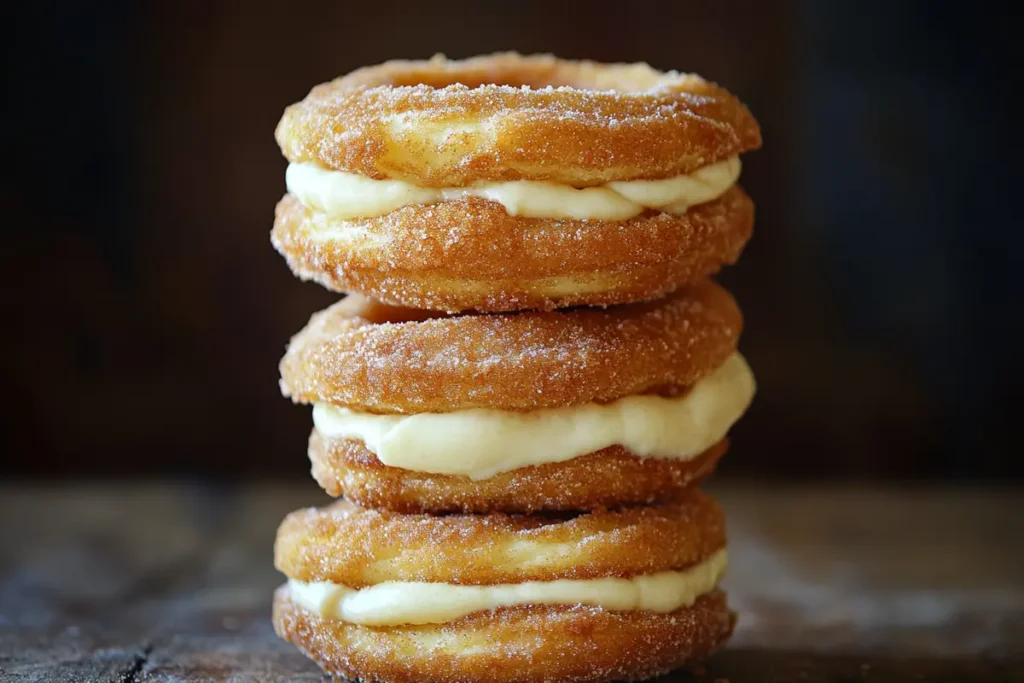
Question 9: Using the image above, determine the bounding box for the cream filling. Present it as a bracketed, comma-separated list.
[313, 352, 755, 480]
[286, 156, 740, 221]
[288, 548, 727, 626]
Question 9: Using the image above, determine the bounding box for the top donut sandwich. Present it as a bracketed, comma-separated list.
[273, 53, 761, 312]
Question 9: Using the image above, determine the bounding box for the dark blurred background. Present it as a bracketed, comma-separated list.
[2, 1, 1017, 481]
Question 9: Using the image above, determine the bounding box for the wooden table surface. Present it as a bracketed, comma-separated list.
[0, 484, 1021, 682]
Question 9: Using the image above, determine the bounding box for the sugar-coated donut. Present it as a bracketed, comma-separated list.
[279, 280, 742, 413]
[308, 429, 727, 514]
[276, 53, 760, 186]
[271, 186, 753, 312]
[273, 586, 734, 683]
[274, 493, 724, 587]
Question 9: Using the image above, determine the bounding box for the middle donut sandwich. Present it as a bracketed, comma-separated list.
[280, 279, 754, 513]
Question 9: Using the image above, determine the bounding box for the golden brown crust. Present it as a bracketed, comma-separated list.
[273, 586, 734, 683]
[279, 280, 742, 413]
[276, 53, 760, 186]
[274, 492, 724, 587]
[309, 429, 727, 513]
[271, 186, 753, 312]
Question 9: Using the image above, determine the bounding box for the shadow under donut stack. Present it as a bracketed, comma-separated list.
[270, 53, 761, 683]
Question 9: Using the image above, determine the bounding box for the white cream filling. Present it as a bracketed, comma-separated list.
[286, 156, 740, 221]
[313, 352, 755, 480]
[288, 548, 727, 626]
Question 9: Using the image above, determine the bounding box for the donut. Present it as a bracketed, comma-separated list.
[282, 283, 753, 511]
[273, 586, 735, 683]
[279, 279, 743, 414]
[276, 53, 760, 186]
[271, 185, 754, 312]
[274, 493, 724, 587]
[272, 53, 760, 311]
[308, 429, 727, 513]
[301, 350, 752, 509]
[273, 492, 731, 682]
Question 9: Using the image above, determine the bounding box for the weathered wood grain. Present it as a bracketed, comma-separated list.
[0, 485, 1021, 682]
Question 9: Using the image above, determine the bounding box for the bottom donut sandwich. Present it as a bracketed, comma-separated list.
[273, 491, 734, 683]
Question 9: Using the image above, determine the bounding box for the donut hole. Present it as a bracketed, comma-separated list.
[370, 55, 683, 93]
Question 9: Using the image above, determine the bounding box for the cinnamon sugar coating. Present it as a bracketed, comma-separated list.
[276, 53, 760, 186]
[274, 492, 724, 587]
[273, 587, 734, 683]
[308, 429, 726, 514]
[279, 281, 742, 413]
[271, 186, 753, 312]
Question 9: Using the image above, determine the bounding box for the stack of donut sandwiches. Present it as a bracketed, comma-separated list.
[271, 53, 761, 683]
